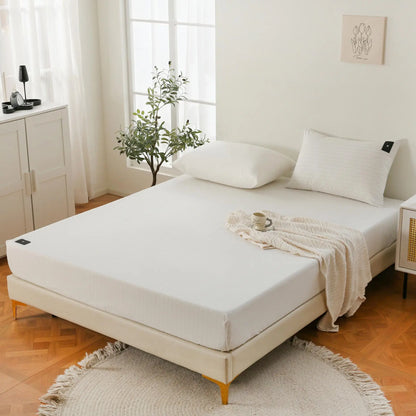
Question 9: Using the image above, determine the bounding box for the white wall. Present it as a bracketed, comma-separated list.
[78, 0, 108, 198]
[217, 0, 416, 200]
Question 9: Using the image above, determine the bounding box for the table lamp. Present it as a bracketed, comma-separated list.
[18, 65, 29, 103]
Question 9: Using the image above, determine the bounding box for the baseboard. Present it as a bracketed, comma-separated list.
[106, 189, 130, 197]
[88, 188, 109, 199]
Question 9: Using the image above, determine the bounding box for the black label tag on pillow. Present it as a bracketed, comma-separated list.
[382, 141, 394, 153]
[15, 239, 30, 245]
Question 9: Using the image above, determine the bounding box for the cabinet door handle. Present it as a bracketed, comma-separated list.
[24, 172, 31, 196]
[30, 169, 38, 193]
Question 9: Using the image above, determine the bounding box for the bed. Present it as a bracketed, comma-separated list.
[7, 175, 401, 403]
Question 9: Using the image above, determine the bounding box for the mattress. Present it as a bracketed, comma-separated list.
[6, 176, 401, 351]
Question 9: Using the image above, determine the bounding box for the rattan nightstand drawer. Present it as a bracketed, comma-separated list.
[396, 198, 416, 299]
[397, 209, 416, 271]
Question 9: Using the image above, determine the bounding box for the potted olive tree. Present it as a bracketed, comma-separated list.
[115, 64, 207, 186]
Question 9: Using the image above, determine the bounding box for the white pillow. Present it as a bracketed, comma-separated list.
[173, 141, 295, 189]
[287, 129, 400, 206]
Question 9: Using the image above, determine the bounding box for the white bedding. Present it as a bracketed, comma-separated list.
[6, 176, 401, 351]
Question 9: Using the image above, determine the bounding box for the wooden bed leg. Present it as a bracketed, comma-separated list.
[202, 375, 231, 405]
[12, 301, 17, 320]
[11, 300, 27, 320]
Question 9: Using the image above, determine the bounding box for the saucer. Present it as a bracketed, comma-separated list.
[254, 225, 274, 232]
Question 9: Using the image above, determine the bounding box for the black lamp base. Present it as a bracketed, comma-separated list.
[2, 98, 41, 114]
[26, 98, 42, 106]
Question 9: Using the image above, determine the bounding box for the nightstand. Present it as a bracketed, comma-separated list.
[395, 195, 416, 298]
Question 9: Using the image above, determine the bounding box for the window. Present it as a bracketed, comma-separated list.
[125, 0, 216, 171]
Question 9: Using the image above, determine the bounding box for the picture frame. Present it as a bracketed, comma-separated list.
[341, 15, 387, 65]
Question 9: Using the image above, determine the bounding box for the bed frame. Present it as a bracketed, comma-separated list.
[7, 243, 395, 404]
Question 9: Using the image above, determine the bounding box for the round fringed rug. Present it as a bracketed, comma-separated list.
[38, 338, 393, 416]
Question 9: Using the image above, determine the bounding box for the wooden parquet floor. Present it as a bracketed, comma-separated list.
[0, 194, 415, 415]
[298, 267, 416, 415]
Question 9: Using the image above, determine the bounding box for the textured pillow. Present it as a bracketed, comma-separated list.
[287, 129, 400, 206]
[173, 141, 295, 189]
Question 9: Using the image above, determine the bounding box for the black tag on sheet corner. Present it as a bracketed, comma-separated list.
[15, 239, 31, 245]
[381, 141, 394, 153]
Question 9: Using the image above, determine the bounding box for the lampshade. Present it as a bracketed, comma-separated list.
[18, 65, 29, 83]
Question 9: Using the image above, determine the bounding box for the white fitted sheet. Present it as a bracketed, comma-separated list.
[7, 176, 401, 351]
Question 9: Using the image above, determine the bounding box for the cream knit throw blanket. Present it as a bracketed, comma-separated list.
[226, 210, 372, 332]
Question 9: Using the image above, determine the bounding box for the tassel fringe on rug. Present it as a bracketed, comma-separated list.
[38, 341, 128, 416]
[290, 338, 393, 416]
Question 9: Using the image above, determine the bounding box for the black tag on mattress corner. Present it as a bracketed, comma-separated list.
[15, 239, 30, 245]
[382, 141, 394, 153]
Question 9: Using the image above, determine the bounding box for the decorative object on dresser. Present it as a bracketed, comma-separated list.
[2, 65, 42, 114]
[395, 195, 416, 298]
[0, 103, 75, 257]
[18, 65, 42, 107]
[18, 65, 29, 103]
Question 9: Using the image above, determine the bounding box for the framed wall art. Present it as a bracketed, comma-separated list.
[341, 15, 387, 65]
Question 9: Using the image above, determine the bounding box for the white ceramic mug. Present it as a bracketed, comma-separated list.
[251, 212, 273, 231]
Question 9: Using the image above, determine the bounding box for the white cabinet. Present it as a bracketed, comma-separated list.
[0, 104, 75, 256]
[0, 119, 33, 255]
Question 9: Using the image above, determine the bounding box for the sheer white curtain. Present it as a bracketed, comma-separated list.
[0, 0, 89, 203]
